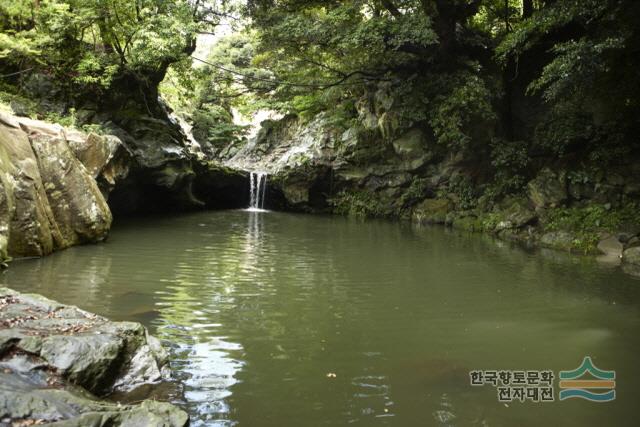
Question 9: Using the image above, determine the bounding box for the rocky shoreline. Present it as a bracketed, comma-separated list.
[0, 287, 188, 426]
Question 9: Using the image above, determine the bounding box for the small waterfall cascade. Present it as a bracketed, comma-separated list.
[248, 172, 268, 211]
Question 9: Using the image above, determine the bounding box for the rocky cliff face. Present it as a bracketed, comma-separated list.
[218, 88, 640, 273]
[0, 113, 115, 264]
[16, 72, 249, 216]
[81, 73, 250, 214]
[0, 103, 250, 264]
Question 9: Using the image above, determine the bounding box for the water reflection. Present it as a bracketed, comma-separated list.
[2, 211, 640, 426]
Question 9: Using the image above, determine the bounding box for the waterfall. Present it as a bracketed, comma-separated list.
[248, 172, 268, 211]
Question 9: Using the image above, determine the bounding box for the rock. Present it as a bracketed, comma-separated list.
[0, 114, 115, 260]
[597, 236, 624, 257]
[378, 111, 399, 140]
[17, 115, 65, 137]
[452, 215, 480, 232]
[0, 152, 14, 264]
[596, 235, 624, 265]
[505, 201, 537, 228]
[622, 247, 640, 266]
[592, 183, 621, 205]
[0, 359, 187, 427]
[528, 168, 567, 208]
[192, 163, 249, 209]
[616, 232, 636, 244]
[0, 288, 171, 394]
[76, 78, 208, 214]
[568, 180, 593, 201]
[29, 133, 112, 247]
[0, 110, 20, 128]
[621, 263, 640, 278]
[540, 231, 575, 252]
[623, 182, 640, 196]
[356, 97, 379, 131]
[0, 288, 187, 426]
[67, 132, 121, 180]
[282, 181, 310, 205]
[0, 123, 60, 257]
[412, 199, 452, 224]
[625, 236, 640, 249]
[391, 128, 432, 170]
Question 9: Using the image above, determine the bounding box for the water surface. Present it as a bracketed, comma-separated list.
[2, 210, 640, 426]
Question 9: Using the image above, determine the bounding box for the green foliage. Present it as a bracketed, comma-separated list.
[498, 0, 640, 164]
[543, 203, 640, 253]
[489, 138, 529, 197]
[496, 0, 609, 61]
[545, 204, 640, 234]
[160, 32, 261, 148]
[192, 104, 248, 147]
[442, 175, 478, 211]
[398, 178, 430, 209]
[0, 0, 229, 93]
[428, 70, 496, 150]
[330, 190, 386, 218]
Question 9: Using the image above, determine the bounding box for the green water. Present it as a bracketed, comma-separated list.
[2, 210, 640, 426]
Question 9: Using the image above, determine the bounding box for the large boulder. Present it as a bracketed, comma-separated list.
[0, 121, 61, 257]
[0, 288, 171, 394]
[540, 231, 575, 252]
[0, 142, 15, 264]
[0, 287, 188, 426]
[622, 247, 640, 266]
[391, 128, 432, 171]
[0, 113, 113, 259]
[65, 130, 126, 196]
[528, 168, 567, 208]
[29, 133, 112, 247]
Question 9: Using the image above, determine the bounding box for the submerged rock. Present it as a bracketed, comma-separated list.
[0, 287, 187, 426]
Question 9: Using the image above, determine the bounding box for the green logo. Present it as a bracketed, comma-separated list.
[559, 357, 615, 402]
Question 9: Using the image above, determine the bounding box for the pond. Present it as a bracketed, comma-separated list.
[2, 210, 639, 426]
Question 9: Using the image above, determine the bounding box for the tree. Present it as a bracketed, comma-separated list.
[0, 0, 232, 90]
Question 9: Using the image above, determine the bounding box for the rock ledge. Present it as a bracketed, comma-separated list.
[0, 287, 188, 427]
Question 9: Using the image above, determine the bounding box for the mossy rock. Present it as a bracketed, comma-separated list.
[412, 198, 452, 224]
[540, 231, 575, 251]
[452, 215, 483, 232]
[528, 168, 567, 208]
